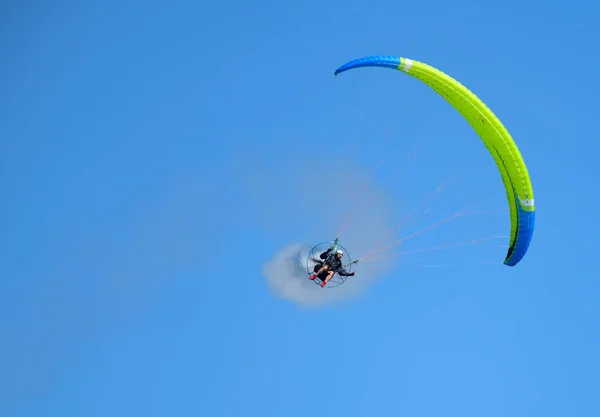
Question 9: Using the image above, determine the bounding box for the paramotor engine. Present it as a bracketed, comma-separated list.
[306, 238, 358, 288]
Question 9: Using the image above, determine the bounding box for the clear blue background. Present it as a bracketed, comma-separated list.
[2, 0, 599, 416]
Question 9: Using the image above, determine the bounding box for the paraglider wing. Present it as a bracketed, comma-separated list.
[335, 55, 535, 266]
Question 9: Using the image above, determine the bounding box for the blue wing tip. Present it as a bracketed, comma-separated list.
[334, 55, 403, 77]
[503, 209, 535, 267]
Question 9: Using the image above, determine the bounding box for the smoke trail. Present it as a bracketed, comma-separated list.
[245, 157, 399, 305]
[233, 135, 424, 306]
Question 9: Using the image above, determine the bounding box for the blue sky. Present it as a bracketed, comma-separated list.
[2, 0, 599, 416]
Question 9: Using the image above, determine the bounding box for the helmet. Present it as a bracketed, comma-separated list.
[336, 250, 344, 255]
